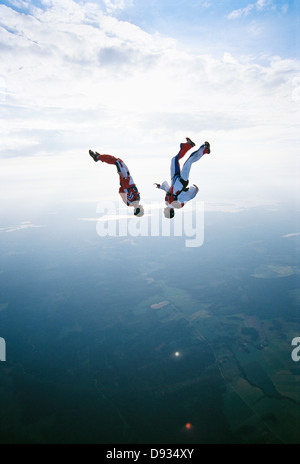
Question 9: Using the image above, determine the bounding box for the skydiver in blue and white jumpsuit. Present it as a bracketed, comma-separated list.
[155, 138, 211, 219]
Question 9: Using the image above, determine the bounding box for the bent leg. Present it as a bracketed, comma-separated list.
[97, 154, 118, 164]
[97, 155, 131, 179]
[178, 142, 194, 160]
[180, 144, 207, 181]
[170, 142, 194, 180]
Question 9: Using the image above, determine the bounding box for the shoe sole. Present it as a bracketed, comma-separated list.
[186, 137, 196, 147]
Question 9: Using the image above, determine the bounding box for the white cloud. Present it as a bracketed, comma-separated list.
[0, 76, 7, 102]
[227, 3, 254, 20]
[0, 222, 45, 233]
[228, 0, 275, 20]
[5, 0, 29, 9]
[256, 0, 275, 12]
[0, 0, 299, 210]
[0, 2, 173, 113]
[1, 1, 298, 122]
[103, 0, 134, 13]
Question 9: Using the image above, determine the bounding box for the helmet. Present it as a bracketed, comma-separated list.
[134, 205, 145, 218]
[164, 207, 175, 219]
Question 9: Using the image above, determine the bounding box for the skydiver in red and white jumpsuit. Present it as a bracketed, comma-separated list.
[89, 150, 144, 217]
[155, 138, 211, 219]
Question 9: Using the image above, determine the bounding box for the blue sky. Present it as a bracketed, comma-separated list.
[113, 0, 299, 58]
[0, 0, 299, 219]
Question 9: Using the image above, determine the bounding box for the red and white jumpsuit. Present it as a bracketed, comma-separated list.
[96, 154, 141, 207]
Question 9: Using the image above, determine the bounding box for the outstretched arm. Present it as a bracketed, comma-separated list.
[154, 181, 170, 193]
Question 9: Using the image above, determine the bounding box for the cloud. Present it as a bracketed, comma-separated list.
[227, 3, 254, 20]
[0, 2, 169, 110]
[1, 1, 298, 121]
[151, 301, 170, 310]
[227, 0, 275, 20]
[256, 0, 274, 11]
[97, 44, 158, 72]
[282, 233, 300, 238]
[103, 0, 134, 13]
[0, 222, 45, 233]
[0, 76, 7, 102]
[0, 0, 299, 213]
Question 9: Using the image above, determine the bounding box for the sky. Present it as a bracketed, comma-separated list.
[0, 0, 299, 222]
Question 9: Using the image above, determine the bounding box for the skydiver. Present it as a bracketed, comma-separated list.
[89, 150, 144, 217]
[154, 138, 211, 219]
